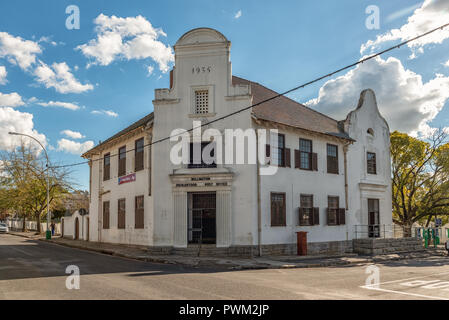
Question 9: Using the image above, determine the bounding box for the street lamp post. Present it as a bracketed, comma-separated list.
[8, 132, 51, 239]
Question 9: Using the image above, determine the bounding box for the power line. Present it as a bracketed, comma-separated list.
[51, 22, 449, 169]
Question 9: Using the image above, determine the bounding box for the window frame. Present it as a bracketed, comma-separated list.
[327, 196, 339, 226]
[194, 89, 209, 114]
[135, 138, 144, 172]
[299, 194, 313, 226]
[103, 153, 110, 181]
[326, 144, 339, 174]
[135, 195, 144, 229]
[270, 192, 286, 227]
[118, 198, 126, 229]
[188, 142, 217, 169]
[102, 201, 110, 229]
[118, 146, 126, 177]
[367, 152, 377, 175]
[299, 138, 313, 170]
[274, 134, 286, 167]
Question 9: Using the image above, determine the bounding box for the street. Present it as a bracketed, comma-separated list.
[1, 233, 449, 300]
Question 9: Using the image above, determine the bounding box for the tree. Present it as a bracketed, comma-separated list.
[0, 143, 73, 232]
[391, 130, 449, 236]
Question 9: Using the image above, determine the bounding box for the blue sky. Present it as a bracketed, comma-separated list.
[0, 0, 448, 190]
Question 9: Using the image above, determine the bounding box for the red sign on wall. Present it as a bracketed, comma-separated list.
[118, 173, 136, 185]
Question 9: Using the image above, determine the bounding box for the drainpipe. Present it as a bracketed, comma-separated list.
[256, 131, 262, 256]
[343, 143, 349, 211]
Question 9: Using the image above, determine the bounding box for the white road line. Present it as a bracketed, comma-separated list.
[361, 286, 449, 300]
[363, 270, 449, 287]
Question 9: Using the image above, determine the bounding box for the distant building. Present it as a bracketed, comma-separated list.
[81, 28, 392, 255]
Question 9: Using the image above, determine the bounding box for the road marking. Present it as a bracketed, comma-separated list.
[361, 269, 449, 300]
[361, 286, 449, 300]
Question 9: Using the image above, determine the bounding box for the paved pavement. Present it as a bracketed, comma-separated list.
[1, 233, 449, 300]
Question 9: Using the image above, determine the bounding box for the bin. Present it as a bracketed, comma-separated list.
[296, 231, 307, 256]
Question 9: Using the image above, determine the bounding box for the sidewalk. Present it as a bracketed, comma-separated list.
[7, 231, 447, 270]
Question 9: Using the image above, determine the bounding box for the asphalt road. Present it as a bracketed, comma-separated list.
[1, 233, 449, 300]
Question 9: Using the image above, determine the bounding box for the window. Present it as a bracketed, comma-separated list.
[118, 146, 126, 177]
[273, 134, 285, 167]
[102, 201, 110, 229]
[103, 153, 110, 181]
[327, 196, 345, 225]
[270, 192, 286, 226]
[135, 138, 144, 171]
[367, 152, 377, 174]
[367, 128, 374, 136]
[299, 195, 319, 226]
[188, 142, 217, 169]
[299, 139, 312, 170]
[327, 144, 339, 174]
[118, 198, 126, 229]
[135, 195, 144, 229]
[195, 90, 209, 114]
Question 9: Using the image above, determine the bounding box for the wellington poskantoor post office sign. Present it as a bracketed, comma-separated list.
[118, 173, 136, 185]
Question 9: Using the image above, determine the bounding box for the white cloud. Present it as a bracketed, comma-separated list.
[444, 59, 449, 67]
[0, 32, 42, 70]
[361, 0, 449, 57]
[57, 138, 94, 155]
[77, 14, 174, 72]
[60, 129, 85, 139]
[0, 107, 46, 150]
[91, 109, 118, 117]
[33, 61, 93, 94]
[37, 100, 80, 111]
[0, 66, 7, 85]
[0, 91, 25, 107]
[147, 65, 154, 76]
[234, 10, 242, 19]
[306, 56, 449, 137]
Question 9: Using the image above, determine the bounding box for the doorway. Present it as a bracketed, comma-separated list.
[188, 192, 216, 244]
[368, 199, 380, 238]
[74, 217, 79, 240]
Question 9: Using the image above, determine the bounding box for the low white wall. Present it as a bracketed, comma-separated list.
[7, 219, 61, 234]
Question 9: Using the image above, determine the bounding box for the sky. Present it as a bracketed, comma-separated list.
[0, 0, 448, 190]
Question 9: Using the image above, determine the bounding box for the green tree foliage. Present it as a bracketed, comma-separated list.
[0, 143, 72, 232]
[391, 130, 449, 236]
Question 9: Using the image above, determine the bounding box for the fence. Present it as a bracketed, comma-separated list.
[6, 218, 61, 234]
[354, 224, 412, 239]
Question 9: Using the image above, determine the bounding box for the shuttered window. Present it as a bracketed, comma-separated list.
[367, 152, 377, 174]
[102, 201, 110, 229]
[327, 144, 338, 174]
[135, 195, 144, 229]
[103, 153, 110, 181]
[270, 192, 286, 226]
[135, 138, 144, 172]
[118, 198, 126, 229]
[298, 195, 319, 226]
[270, 134, 290, 167]
[327, 196, 345, 225]
[118, 146, 126, 177]
[299, 139, 312, 170]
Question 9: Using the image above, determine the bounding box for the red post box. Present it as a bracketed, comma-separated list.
[296, 231, 307, 256]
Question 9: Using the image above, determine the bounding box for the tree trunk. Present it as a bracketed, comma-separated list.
[403, 223, 413, 238]
[36, 213, 41, 233]
[22, 215, 26, 232]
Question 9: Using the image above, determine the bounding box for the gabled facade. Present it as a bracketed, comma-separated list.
[82, 28, 392, 255]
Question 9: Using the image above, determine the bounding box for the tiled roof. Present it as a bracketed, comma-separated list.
[232, 76, 351, 139]
[82, 112, 153, 157]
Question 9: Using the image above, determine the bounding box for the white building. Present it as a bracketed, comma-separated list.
[82, 28, 392, 255]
